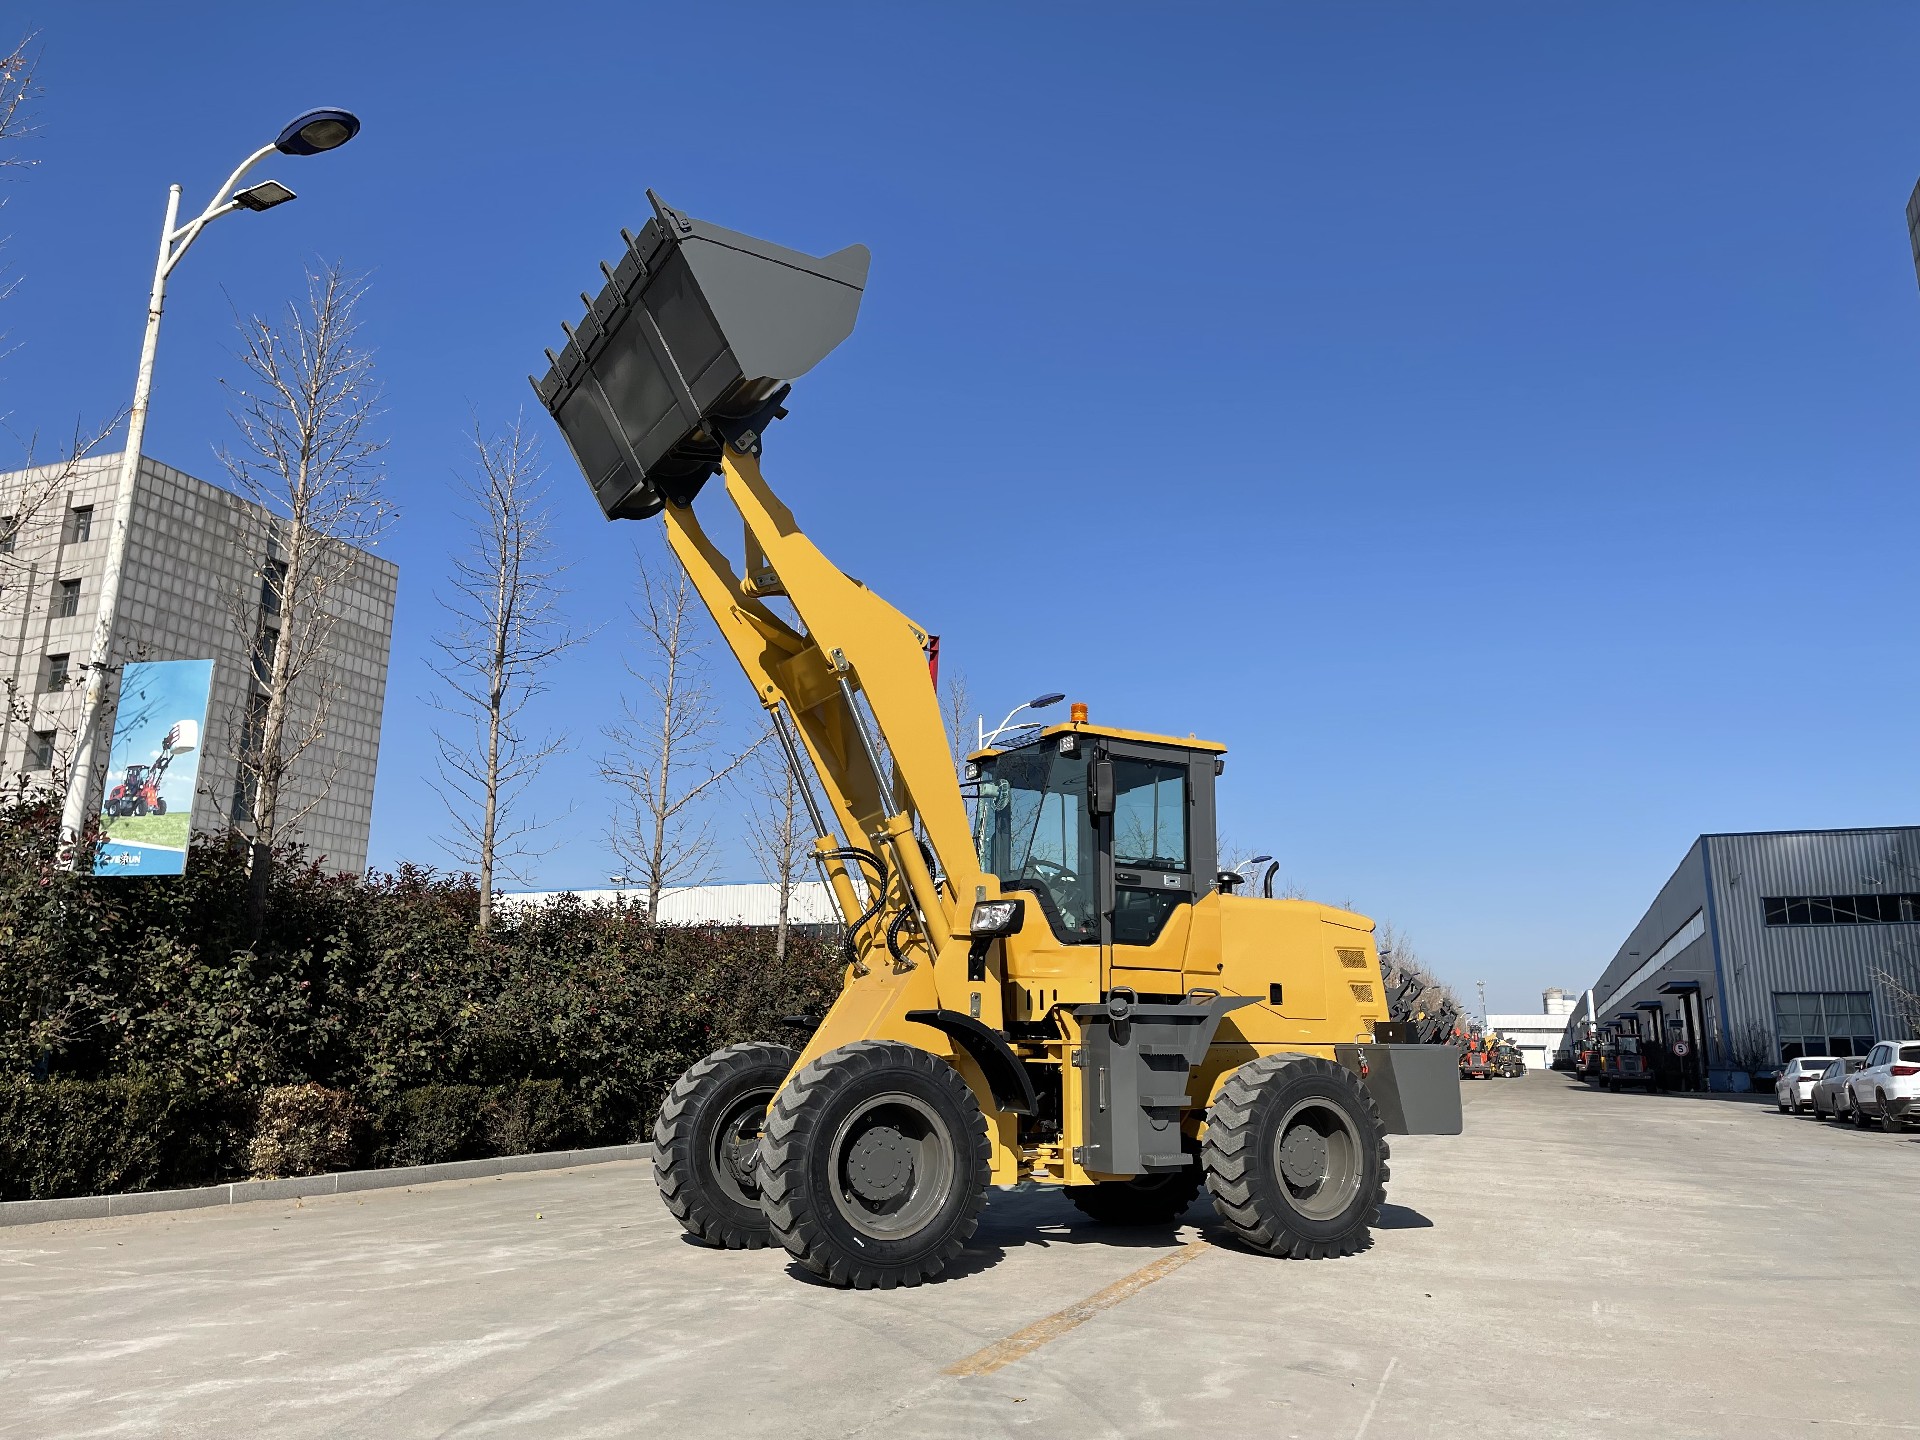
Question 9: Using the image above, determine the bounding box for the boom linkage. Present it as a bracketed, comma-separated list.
[658, 444, 980, 975]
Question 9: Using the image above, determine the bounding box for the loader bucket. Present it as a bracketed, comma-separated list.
[532, 192, 869, 520]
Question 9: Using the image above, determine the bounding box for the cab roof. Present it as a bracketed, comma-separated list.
[969, 719, 1226, 763]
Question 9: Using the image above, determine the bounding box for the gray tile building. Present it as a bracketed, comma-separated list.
[1562, 827, 1920, 1090]
[0, 451, 397, 874]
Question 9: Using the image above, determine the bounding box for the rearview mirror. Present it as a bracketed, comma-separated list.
[1090, 759, 1114, 817]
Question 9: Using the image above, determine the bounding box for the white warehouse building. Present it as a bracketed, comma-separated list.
[1486, 988, 1580, 1072]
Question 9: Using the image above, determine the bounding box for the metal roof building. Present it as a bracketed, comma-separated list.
[1561, 827, 1920, 1090]
[500, 881, 839, 926]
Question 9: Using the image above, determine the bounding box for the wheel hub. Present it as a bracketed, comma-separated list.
[846, 1125, 914, 1202]
[1278, 1123, 1330, 1187]
[708, 1090, 775, 1207]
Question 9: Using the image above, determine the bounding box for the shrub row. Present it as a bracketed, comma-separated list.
[0, 791, 842, 1200]
[3, 1076, 634, 1200]
[0, 1076, 252, 1201]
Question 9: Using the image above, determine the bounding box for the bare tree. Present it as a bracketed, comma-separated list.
[743, 731, 805, 962]
[0, 32, 41, 344]
[940, 663, 972, 778]
[0, 36, 36, 168]
[601, 542, 757, 922]
[218, 263, 389, 934]
[1873, 967, 1920, 1037]
[427, 415, 583, 931]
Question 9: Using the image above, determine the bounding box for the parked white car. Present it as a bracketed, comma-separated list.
[1844, 1040, 1920, 1131]
[1810, 1058, 1865, 1120]
[1775, 1055, 1834, 1114]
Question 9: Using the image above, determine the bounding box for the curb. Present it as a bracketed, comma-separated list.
[0, 1142, 652, 1228]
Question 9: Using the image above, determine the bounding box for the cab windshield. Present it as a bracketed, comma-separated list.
[973, 744, 1097, 943]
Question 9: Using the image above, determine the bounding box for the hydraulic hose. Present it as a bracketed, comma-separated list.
[1262, 861, 1280, 899]
[824, 847, 887, 970]
[885, 906, 919, 968]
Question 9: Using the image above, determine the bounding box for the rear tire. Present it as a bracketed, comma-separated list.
[652, 1041, 798, 1250]
[1202, 1054, 1387, 1260]
[1067, 1145, 1204, 1226]
[759, 1041, 990, 1289]
[1877, 1093, 1900, 1133]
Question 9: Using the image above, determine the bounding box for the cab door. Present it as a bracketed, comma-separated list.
[1094, 741, 1218, 981]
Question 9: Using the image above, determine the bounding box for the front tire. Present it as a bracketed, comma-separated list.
[652, 1041, 799, 1250]
[758, 1041, 990, 1289]
[1202, 1054, 1388, 1260]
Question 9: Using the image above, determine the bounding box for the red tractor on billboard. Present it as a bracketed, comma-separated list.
[104, 719, 198, 818]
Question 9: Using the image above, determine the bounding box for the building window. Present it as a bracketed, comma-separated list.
[1773, 992, 1875, 1061]
[44, 653, 70, 691]
[260, 558, 287, 618]
[69, 505, 94, 543]
[252, 627, 278, 685]
[26, 730, 55, 770]
[1762, 893, 1920, 926]
[54, 578, 80, 618]
[0, 515, 15, 555]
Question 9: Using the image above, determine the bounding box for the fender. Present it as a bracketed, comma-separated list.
[905, 1009, 1038, 1116]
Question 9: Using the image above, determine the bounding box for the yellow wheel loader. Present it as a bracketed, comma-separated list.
[533, 194, 1462, 1290]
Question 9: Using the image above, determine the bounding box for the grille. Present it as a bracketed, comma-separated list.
[1336, 948, 1368, 969]
[1349, 983, 1375, 1003]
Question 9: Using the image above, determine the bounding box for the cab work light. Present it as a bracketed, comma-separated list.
[970, 899, 1025, 937]
[531, 191, 869, 521]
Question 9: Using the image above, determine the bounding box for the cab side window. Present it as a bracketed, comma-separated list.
[1111, 760, 1187, 872]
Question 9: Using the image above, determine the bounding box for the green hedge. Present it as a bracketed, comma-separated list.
[0, 1076, 253, 1201]
[0, 1077, 618, 1199]
[0, 790, 841, 1200]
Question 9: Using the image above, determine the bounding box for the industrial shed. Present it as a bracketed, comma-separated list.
[1562, 827, 1920, 1090]
[500, 881, 839, 927]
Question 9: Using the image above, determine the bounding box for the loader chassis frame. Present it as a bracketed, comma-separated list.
[654, 445, 1458, 1189]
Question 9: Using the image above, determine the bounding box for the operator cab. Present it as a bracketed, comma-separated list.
[967, 714, 1224, 950]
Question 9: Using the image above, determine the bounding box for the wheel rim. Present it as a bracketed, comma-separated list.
[827, 1091, 955, 1240]
[708, 1088, 776, 1207]
[1271, 1096, 1364, 1222]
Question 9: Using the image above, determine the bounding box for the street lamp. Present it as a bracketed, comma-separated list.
[978, 692, 1067, 749]
[1225, 853, 1273, 894]
[58, 107, 363, 865]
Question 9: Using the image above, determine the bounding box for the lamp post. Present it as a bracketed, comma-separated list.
[58, 109, 362, 865]
[978, 692, 1067, 749]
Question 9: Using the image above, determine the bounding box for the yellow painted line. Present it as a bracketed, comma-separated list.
[943, 1241, 1211, 1377]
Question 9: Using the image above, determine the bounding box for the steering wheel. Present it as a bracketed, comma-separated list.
[1027, 856, 1081, 888]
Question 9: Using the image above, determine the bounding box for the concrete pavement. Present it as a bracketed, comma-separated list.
[2, 1073, 1915, 1438]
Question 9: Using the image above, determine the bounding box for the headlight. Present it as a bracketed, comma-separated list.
[970, 898, 1025, 937]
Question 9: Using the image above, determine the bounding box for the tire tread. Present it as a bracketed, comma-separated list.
[1202, 1053, 1388, 1260]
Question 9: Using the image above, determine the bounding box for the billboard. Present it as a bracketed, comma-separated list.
[94, 658, 214, 877]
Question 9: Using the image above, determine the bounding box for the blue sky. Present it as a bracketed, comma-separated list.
[3, 3, 1918, 1011]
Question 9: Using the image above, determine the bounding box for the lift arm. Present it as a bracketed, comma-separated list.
[530, 194, 989, 979]
[658, 442, 982, 966]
